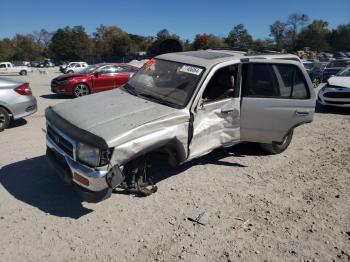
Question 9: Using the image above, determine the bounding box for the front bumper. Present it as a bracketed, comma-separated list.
[46, 127, 114, 202]
[318, 87, 350, 107]
[51, 82, 72, 95]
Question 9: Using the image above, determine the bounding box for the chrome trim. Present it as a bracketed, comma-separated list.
[47, 121, 77, 160]
[46, 122, 109, 192]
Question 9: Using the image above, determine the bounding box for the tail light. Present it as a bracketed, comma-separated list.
[14, 83, 32, 96]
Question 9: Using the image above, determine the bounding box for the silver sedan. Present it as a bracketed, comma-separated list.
[0, 78, 37, 131]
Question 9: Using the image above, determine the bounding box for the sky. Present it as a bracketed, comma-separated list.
[1, 0, 350, 40]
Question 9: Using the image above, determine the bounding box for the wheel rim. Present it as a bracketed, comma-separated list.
[0, 112, 5, 128]
[74, 84, 89, 97]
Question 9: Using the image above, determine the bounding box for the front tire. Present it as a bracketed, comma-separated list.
[260, 129, 294, 154]
[73, 83, 90, 98]
[19, 70, 27, 76]
[0, 107, 10, 131]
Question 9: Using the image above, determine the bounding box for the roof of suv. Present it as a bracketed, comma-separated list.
[157, 49, 301, 68]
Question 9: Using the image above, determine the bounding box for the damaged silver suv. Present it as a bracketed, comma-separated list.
[45, 50, 316, 202]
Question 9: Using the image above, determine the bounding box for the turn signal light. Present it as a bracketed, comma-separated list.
[73, 172, 90, 186]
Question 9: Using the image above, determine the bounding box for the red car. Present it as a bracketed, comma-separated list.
[51, 63, 139, 97]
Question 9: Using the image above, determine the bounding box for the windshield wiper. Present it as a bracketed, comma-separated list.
[137, 93, 180, 108]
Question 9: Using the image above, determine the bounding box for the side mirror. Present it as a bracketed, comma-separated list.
[93, 71, 99, 78]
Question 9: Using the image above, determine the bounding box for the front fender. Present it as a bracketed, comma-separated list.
[109, 122, 189, 166]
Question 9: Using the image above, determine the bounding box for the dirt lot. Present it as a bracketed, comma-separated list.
[0, 68, 349, 262]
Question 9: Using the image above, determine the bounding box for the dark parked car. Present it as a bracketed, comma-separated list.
[322, 59, 350, 81]
[51, 63, 139, 97]
[303, 61, 326, 87]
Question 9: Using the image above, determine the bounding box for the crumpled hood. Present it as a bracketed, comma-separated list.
[52, 89, 187, 146]
[328, 76, 350, 88]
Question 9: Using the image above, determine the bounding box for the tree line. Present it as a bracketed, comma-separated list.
[0, 13, 349, 62]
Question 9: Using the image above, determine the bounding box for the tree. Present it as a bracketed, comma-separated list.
[328, 24, 350, 51]
[297, 20, 331, 51]
[148, 29, 182, 55]
[270, 20, 288, 48]
[12, 34, 41, 60]
[192, 34, 226, 50]
[0, 38, 15, 61]
[49, 26, 93, 60]
[226, 24, 253, 47]
[33, 29, 53, 57]
[287, 13, 309, 50]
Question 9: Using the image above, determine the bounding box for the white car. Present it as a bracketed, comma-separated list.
[318, 65, 350, 107]
[64, 62, 88, 74]
[0, 62, 32, 75]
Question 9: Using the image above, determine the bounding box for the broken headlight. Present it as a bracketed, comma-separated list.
[77, 142, 113, 167]
[77, 142, 100, 167]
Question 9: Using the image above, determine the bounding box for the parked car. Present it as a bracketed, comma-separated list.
[63, 62, 88, 74]
[59, 61, 70, 73]
[333, 52, 348, 59]
[45, 49, 316, 202]
[30, 61, 41, 67]
[0, 78, 37, 131]
[51, 63, 139, 97]
[318, 65, 350, 107]
[0, 62, 32, 75]
[303, 61, 326, 87]
[38, 60, 55, 68]
[322, 59, 350, 81]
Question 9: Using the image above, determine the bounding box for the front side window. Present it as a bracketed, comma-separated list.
[123, 59, 204, 108]
[0, 64, 6, 68]
[242, 63, 309, 99]
[202, 65, 237, 102]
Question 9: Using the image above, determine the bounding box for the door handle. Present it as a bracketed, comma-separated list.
[295, 110, 309, 116]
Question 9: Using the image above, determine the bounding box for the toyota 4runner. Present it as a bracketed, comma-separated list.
[45, 50, 316, 202]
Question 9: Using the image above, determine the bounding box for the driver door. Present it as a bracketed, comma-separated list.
[189, 63, 241, 159]
[92, 66, 116, 92]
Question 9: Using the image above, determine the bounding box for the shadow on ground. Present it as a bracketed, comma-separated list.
[8, 118, 27, 129]
[315, 101, 350, 115]
[145, 143, 265, 185]
[0, 156, 92, 219]
[40, 94, 70, 100]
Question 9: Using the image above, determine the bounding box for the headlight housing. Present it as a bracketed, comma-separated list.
[77, 143, 100, 167]
[76, 142, 113, 167]
[59, 79, 71, 85]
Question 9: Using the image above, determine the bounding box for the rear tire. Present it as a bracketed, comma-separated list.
[19, 70, 27, 76]
[0, 107, 10, 131]
[260, 129, 294, 154]
[67, 70, 74, 74]
[73, 83, 90, 98]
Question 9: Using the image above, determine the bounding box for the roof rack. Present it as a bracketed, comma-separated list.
[208, 47, 288, 56]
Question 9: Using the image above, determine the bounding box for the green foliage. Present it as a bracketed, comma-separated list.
[226, 24, 253, 47]
[296, 20, 331, 52]
[49, 26, 93, 60]
[192, 34, 226, 50]
[0, 17, 349, 63]
[148, 29, 183, 55]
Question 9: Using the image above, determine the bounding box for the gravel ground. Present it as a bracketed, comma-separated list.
[0, 68, 349, 262]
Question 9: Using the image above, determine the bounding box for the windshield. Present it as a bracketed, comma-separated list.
[303, 63, 313, 70]
[79, 64, 100, 74]
[123, 59, 204, 108]
[337, 66, 350, 77]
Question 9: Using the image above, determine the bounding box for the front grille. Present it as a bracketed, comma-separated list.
[323, 92, 350, 98]
[324, 100, 350, 105]
[47, 125, 74, 158]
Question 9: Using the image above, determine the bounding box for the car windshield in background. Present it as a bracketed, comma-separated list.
[123, 59, 204, 108]
[327, 60, 350, 68]
[337, 66, 350, 77]
[79, 65, 99, 74]
[303, 63, 313, 70]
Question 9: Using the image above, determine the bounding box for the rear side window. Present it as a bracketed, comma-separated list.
[242, 63, 309, 99]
